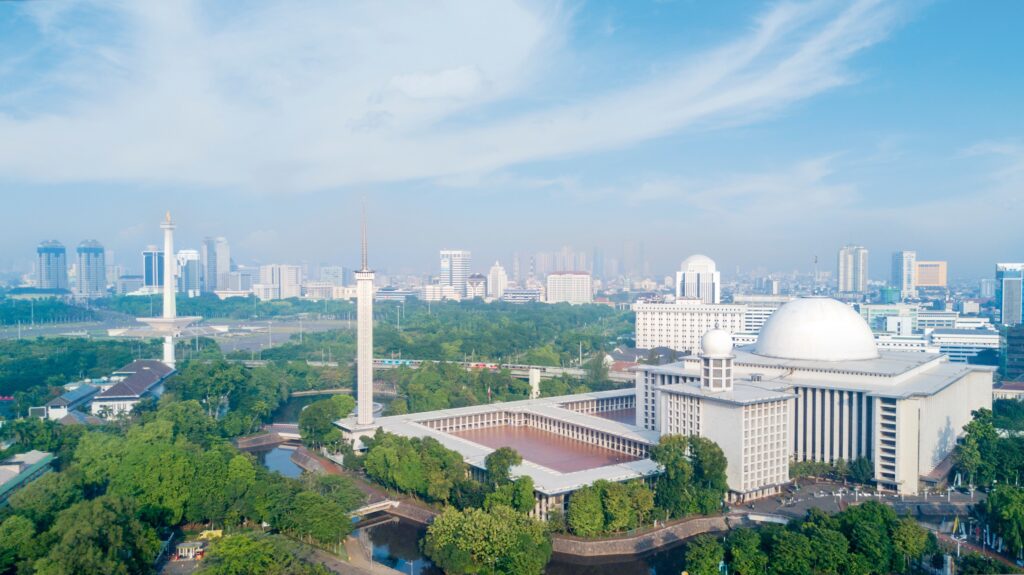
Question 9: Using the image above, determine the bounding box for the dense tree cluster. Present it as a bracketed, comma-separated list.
[0, 399, 365, 573]
[200, 533, 331, 575]
[170, 360, 346, 437]
[422, 505, 552, 575]
[361, 430, 471, 505]
[0, 337, 160, 411]
[0, 297, 96, 326]
[789, 456, 874, 484]
[96, 294, 356, 321]
[650, 435, 729, 517]
[298, 395, 356, 450]
[565, 480, 654, 536]
[683, 503, 933, 575]
[994, 398, 1024, 432]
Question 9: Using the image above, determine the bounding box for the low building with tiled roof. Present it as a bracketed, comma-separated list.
[91, 360, 175, 418]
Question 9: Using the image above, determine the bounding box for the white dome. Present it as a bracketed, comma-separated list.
[701, 329, 734, 357]
[754, 297, 879, 362]
[680, 254, 717, 273]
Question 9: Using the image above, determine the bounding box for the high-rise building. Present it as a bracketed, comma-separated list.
[320, 265, 346, 286]
[258, 264, 303, 300]
[915, 261, 948, 288]
[176, 250, 201, 297]
[545, 272, 593, 305]
[142, 245, 164, 288]
[439, 250, 471, 296]
[675, 254, 721, 304]
[1005, 325, 1024, 382]
[75, 240, 106, 299]
[487, 261, 508, 299]
[837, 245, 868, 293]
[996, 263, 1024, 326]
[592, 248, 605, 281]
[201, 237, 230, 293]
[36, 240, 68, 290]
[891, 250, 916, 299]
[466, 274, 487, 299]
[980, 278, 996, 299]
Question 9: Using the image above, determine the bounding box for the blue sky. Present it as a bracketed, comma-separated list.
[0, 0, 1021, 281]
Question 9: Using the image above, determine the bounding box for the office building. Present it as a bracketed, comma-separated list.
[501, 288, 543, 304]
[1005, 325, 1024, 382]
[838, 245, 869, 293]
[732, 294, 794, 334]
[996, 263, 1024, 326]
[466, 274, 487, 299]
[421, 284, 461, 302]
[36, 241, 68, 290]
[252, 284, 280, 301]
[258, 264, 303, 300]
[487, 261, 509, 299]
[675, 254, 721, 304]
[980, 278, 996, 299]
[439, 250, 472, 296]
[227, 269, 254, 292]
[929, 329, 1000, 364]
[176, 250, 201, 297]
[142, 246, 164, 289]
[546, 272, 593, 305]
[75, 240, 106, 299]
[915, 261, 948, 289]
[320, 265, 346, 286]
[91, 360, 175, 418]
[891, 250, 916, 299]
[858, 303, 919, 333]
[201, 237, 231, 293]
[636, 297, 993, 496]
[116, 275, 145, 295]
[633, 299, 745, 353]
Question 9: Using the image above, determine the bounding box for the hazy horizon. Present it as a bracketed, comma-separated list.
[1, 1, 1021, 280]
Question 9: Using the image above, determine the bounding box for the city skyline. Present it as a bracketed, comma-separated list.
[1, 1, 1021, 278]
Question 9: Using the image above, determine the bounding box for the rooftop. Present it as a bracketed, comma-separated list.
[96, 360, 174, 400]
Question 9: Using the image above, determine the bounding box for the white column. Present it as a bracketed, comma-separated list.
[860, 393, 869, 460]
[840, 391, 850, 461]
[356, 269, 375, 426]
[831, 389, 840, 461]
[851, 392, 860, 458]
[794, 388, 803, 462]
[817, 388, 826, 461]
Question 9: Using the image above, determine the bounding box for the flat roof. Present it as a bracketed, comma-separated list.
[659, 380, 795, 405]
[450, 426, 640, 473]
[337, 389, 661, 495]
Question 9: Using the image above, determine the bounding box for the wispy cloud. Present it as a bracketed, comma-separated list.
[0, 0, 907, 192]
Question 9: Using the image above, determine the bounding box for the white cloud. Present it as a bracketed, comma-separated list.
[0, 0, 906, 192]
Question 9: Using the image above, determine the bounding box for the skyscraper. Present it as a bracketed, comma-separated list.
[487, 261, 508, 299]
[258, 264, 303, 300]
[142, 245, 164, 289]
[176, 249, 201, 297]
[837, 245, 869, 293]
[675, 254, 721, 304]
[76, 240, 106, 299]
[439, 250, 471, 296]
[891, 250, 916, 299]
[201, 236, 230, 293]
[36, 240, 68, 290]
[996, 263, 1024, 326]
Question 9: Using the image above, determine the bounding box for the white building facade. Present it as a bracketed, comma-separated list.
[838, 245, 869, 293]
[487, 261, 509, 299]
[633, 300, 745, 353]
[546, 272, 593, 304]
[258, 264, 303, 300]
[439, 250, 472, 297]
[636, 297, 993, 496]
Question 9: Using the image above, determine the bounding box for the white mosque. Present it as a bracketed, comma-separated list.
[637, 296, 993, 497]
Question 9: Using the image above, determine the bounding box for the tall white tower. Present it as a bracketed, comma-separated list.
[700, 329, 734, 392]
[137, 213, 200, 368]
[675, 254, 721, 304]
[355, 210, 375, 426]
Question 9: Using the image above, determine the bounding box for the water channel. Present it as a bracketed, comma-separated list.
[259, 395, 692, 574]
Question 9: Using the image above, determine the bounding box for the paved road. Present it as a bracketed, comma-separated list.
[743, 479, 982, 519]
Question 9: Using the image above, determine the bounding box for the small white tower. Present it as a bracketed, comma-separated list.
[700, 328, 734, 392]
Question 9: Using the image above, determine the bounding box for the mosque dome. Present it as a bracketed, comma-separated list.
[701, 329, 734, 357]
[754, 297, 879, 362]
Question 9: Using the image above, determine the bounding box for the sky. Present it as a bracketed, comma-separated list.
[0, 0, 1021, 281]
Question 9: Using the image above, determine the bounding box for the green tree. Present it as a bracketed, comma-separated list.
[8, 469, 84, 529]
[566, 484, 605, 536]
[423, 505, 551, 575]
[766, 529, 813, 575]
[892, 517, 928, 572]
[684, 534, 724, 575]
[0, 515, 36, 572]
[726, 528, 766, 575]
[649, 434, 695, 518]
[298, 398, 345, 450]
[485, 447, 522, 486]
[32, 496, 159, 575]
[803, 524, 849, 575]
